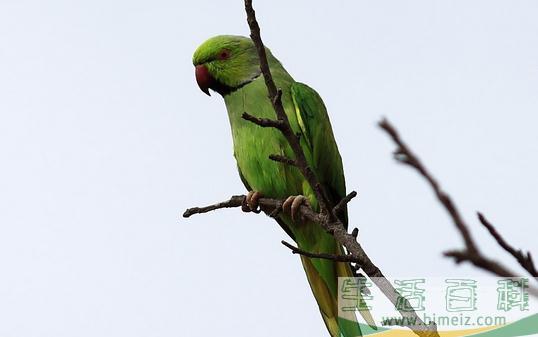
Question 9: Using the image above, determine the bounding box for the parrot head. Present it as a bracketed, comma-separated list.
[192, 35, 264, 96]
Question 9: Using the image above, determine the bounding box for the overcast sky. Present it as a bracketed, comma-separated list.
[1, 1, 537, 336]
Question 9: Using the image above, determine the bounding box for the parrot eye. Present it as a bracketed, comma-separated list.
[218, 49, 231, 60]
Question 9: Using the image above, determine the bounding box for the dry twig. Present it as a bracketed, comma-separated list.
[281, 240, 358, 263]
[379, 118, 538, 296]
[477, 212, 537, 277]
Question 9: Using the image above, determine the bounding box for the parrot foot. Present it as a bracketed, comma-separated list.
[242, 191, 263, 213]
[283, 195, 310, 222]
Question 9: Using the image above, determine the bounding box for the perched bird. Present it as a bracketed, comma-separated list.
[193, 35, 373, 337]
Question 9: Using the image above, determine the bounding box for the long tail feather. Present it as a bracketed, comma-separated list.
[300, 254, 366, 337]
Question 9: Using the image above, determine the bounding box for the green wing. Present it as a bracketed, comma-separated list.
[291, 82, 376, 334]
[291, 83, 375, 334]
[291, 82, 348, 227]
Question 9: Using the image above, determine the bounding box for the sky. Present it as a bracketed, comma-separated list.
[0, 1, 537, 336]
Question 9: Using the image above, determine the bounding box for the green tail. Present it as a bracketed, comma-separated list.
[295, 226, 374, 337]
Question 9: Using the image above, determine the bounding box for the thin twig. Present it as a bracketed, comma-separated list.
[333, 191, 358, 218]
[241, 112, 285, 129]
[283, 243, 372, 295]
[269, 154, 297, 166]
[281, 240, 357, 262]
[183, 195, 245, 217]
[478, 212, 538, 277]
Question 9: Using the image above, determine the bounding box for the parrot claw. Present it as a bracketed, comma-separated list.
[243, 191, 263, 213]
[282, 195, 310, 222]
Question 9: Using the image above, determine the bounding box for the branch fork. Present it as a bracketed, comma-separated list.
[379, 118, 538, 296]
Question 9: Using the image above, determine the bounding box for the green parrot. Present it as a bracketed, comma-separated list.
[192, 35, 374, 337]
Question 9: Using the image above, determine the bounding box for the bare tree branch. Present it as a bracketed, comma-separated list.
[379, 118, 538, 297]
[280, 239, 371, 295]
[243, 0, 330, 215]
[183, 195, 244, 218]
[184, 193, 439, 334]
[379, 118, 477, 254]
[241, 1, 440, 335]
[281, 240, 358, 262]
[269, 154, 298, 166]
[477, 212, 538, 277]
[333, 191, 358, 217]
[241, 112, 285, 129]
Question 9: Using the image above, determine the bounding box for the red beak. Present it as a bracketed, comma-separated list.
[195, 64, 212, 96]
